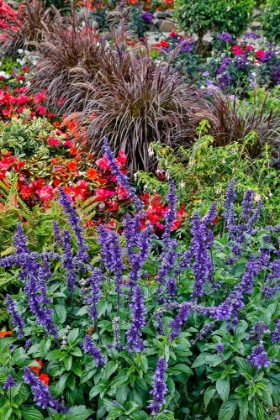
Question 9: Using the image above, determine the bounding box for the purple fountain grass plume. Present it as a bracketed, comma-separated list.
[148, 357, 168, 415]
[126, 285, 146, 352]
[103, 138, 144, 211]
[23, 367, 68, 414]
[5, 294, 25, 338]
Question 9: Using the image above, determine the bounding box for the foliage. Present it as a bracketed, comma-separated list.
[1, 150, 280, 419]
[262, 0, 280, 43]
[137, 121, 280, 227]
[174, 0, 255, 51]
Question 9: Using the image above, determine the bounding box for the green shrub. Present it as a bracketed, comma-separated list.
[136, 121, 280, 229]
[174, 0, 255, 51]
[262, 0, 280, 43]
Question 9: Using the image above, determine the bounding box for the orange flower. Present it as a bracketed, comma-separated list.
[0, 331, 12, 338]
[39, 373, 50, 386]
[69, 147, 78, 156]
[67, 161, 77, 171]
[86, 168, 98, 181]
[87, 327, 94, 335]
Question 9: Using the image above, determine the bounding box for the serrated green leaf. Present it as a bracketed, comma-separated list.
[21, 406, 44, 420]
[67, 405, 94, 420]
[238, 398, 248, 420]
[104, 361, 118, 380]
[106, 407, 125, 419]
[68, 328, 80, 346]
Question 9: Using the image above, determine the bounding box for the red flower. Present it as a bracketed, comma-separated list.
[245, 45, 254, 51]
[95, 188, 114, 201]
[30, 359, 43, 375]
[48, 138, 60, 147]
[86, 168, 98, 180]
[36, 105, 47, 116]
[36, 185, 55, 201]
[39, 373, 50, 386]
[96, 155, 110, 170]
[67, 161, 77, 171]
[160, 40, 169, 48]
[231, 45, 244, 55]
[0, 331, 12, 338]
[255, 49, 265, 59]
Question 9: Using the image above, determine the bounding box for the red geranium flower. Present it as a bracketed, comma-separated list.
[39, 373, 50, 386]
[255, 50, 265, 59]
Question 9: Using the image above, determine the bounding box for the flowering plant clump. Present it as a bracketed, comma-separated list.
[1, 142, 280, 419]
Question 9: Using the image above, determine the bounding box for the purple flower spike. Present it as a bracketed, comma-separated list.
[3, 375, 18, 390]
[216, 343, 224, 354]
[58, 187, 89, 264]
[247, 343, 270, 370]
[23, 368, 68, 414]
[83, 335, 105, 367]
[103, 138, 144, 211]
[169, 303, 191, 341]
[14, 224, 29, 254]
[148, 357, 168, 415]
[5, 294, 25, 338]
[126, 285, 146, 352]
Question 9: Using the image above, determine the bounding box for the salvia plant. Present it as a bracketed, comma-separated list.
[1, 140, 280, 419]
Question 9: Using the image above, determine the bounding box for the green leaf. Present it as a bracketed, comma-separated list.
[68, 328, 80, 345]
[46, 349, 65, 362]
[204, 387, 216, 409]
[104, 361, 118, 380]
[216, 377, 230, 402]
[0, 402, 13, 420]
[234, 357, 253, 374]
[56, 373, 70, 395]
[21, 407, 44, 420]
[81, 367, 96, 384]
[255, 399, 263, 420]
[110, 369, 129, 388]
[116, 387, 129, 404]
[89, 383, 103, 399]
[66, 374, 76, 391]
[64, 355, 73, 371]
[239, 398, 248, 420]
[67, 406, 94, 420]
[130, 412, 149, 420]
[218, 400, 238, 420]
[168, 364, 192, 375]
[106, 407, 125, 420]
[53, 305, 67, 324]
[125, 401, 139, 415]
[70, 347, 83, 357]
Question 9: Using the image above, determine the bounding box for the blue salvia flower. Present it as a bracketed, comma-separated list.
[25, 338, 32, 351]
[190, 213, 213, 301]
[23, 367, 68, 413]
[126, 285, 146, 352]
[83, 335, 105, 367]
[14, 224, 29, 255]
[216, 343, 224, 354]
[247, 200, 262, 234]
[98, 226, 124, 310]
[58, 187, 89, 264]
[272, 319, 280, 344]
[124, 214, 151, 288]
[2, 375, 18, 390]
[103, 138, 144, 211]
[5, 294, 25, 338]
[24, 273, 58, 338]
[247, 343, 270, 369]
[62, 230, 77, 294]
[162, 180, 177, 246]
[87, 268, 103, 322]
[222, 178, 236, 221]
[156, 313, 164, 336]
[52, 220, 62, 245]
[169, 303, 191, 341]
[148, 357, 168, 415]
[240, 190, 255, 222]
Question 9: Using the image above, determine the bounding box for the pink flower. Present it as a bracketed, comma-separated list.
[36, 185, 55, 201]
[245, 45, 254, 51]
[231, 45, 244, 56]
[37, 105, 46, 115]
[95, 188, 115, 201]
[255, 50, 265, 59]
[63, 140, 74, 148]
[47, 138, 60, 147]
[96, 155, 110, 170]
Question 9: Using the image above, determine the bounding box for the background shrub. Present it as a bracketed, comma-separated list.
[262, 0, 280, 43]
[174, 0, 255, 52]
